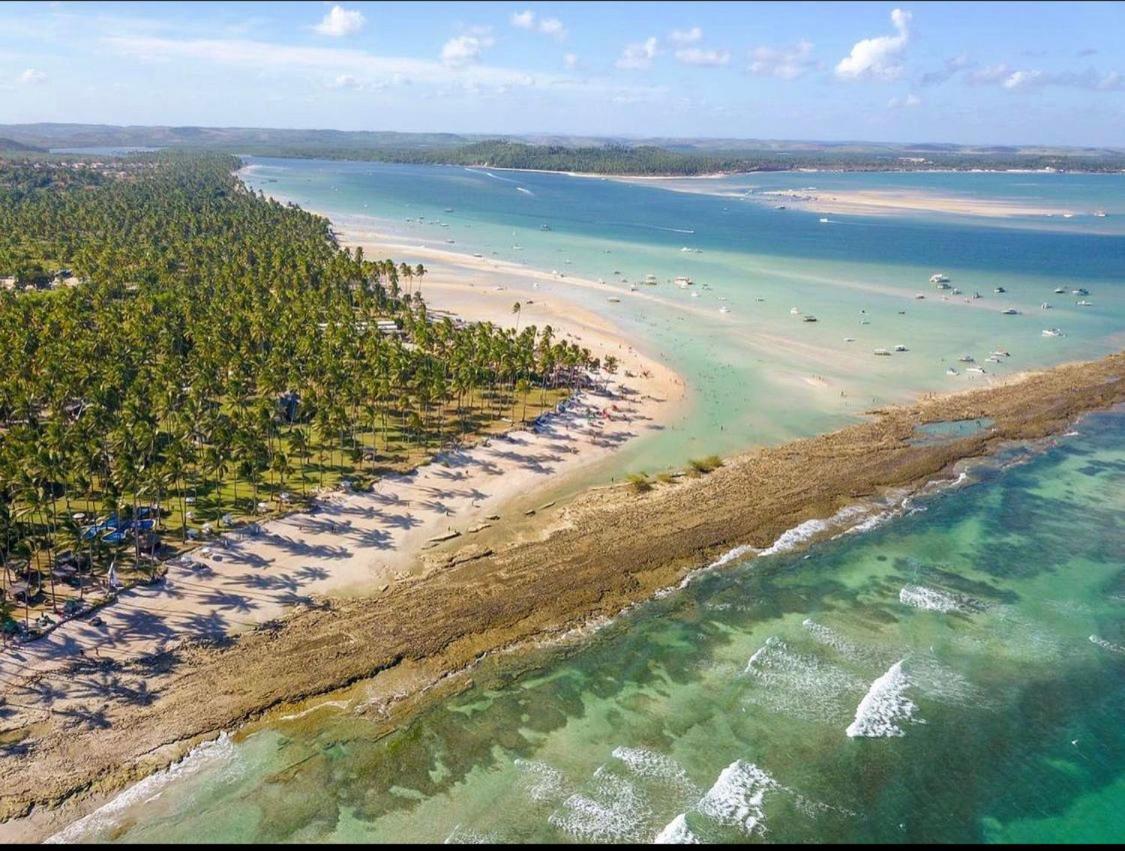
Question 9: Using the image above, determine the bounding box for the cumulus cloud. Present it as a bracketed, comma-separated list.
[442, 30, 495, 68]
[887, 92, 921, 108]
[669, 26, 702, 45]
[962, 62, 1123, 93]
[835, 8, 911, 80]
[19, 68, 47, 84]
[510, 10, 567, 40]
[563, 52, 579, 70]
[314, 5, 365, 37]
[616, 37, 658, 70]
[749, 40, 815, 79]
[675, 47, 730, 67]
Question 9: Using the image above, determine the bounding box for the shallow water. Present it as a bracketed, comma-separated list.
[243, 160, 1125, 476]
[60, 409, 1125, 843]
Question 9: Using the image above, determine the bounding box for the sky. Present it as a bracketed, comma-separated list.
[1, 1, 1123, 147]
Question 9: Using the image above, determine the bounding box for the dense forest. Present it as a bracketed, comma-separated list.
[3, 124, 1124, 175]
[0, 152, 595, 635]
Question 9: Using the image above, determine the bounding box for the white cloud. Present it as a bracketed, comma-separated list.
[1002, 69, 1042, 91]
[329, 74, 360, 89]
[965, 63, 1123, 93]
[510, 10, 567, 40]
[441, 30, 495, 68]
[314, 5, 365, 38]
[675, 47, 730, 67]
[616, 37, 658, 70]
[749, 40, 815, 79]
[510, 9, 535, 30]
[563, 52, 579, 70]
[669, 26, 702, 45]
[18, 68, 47, 84]
[835, 8, 911, 80]
[887, 92, 921, 108]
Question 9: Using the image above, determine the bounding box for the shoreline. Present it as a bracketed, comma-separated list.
[2, 350, 1121, 839]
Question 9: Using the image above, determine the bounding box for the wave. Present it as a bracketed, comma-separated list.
[1089, 635, 1125, 654]
[695, 760, 777, 837]
[612, 747, 697, 796]
[549, 766, 652, 843]
[46, 733, 238, 843]
[899, 584, 968, 613]
[654, 812, 701, 844]
[760, 505, 870, 557]
[514, 758, 566, 803]
[846, 660, 923, 738]
[743, 636, 865, 722]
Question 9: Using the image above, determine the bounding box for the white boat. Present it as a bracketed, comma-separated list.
[958, 354, 975, 363]
[966, 366, 987, 374]
[719, 305, 730, 314]
[1093, 210, 1107, 217]
[1001, 308, 1019, 315]
[991, 349, 1010, 358]
[674, 276, 693, 288]
[790, 307, 801, 315]
[819, 217, 830, 223]
[1062, 212, 1074, 219]
[629, 283, 638, 291]
[994, 286, 1006, 293]
[690, 291, 700, 298]
[1041, 302, 1051, 309]
[844, 337, 856, 343]
[946, 367, 959, 376]
[951, 288, 962, 295]
[644, 274, 658, 285]
[1042, 328, 1063, 337]
[802, 314, 818, 322]
[935, 281, 952, 290]
[1054, 287, 1066, 294]
[873, 348, 892, 356]
[1072, 288, 1089, 296]
[1077, 299, 1092, 306]
[930, 274, 950, 284]
[894, 344, 908, 352]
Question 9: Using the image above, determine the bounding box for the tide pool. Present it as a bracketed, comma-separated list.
[243, 160, 1125, 478]
[60, 409, 1125, 843]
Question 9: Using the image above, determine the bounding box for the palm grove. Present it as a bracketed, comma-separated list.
[0, 153, 596, 635]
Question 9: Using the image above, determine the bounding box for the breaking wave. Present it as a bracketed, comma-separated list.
[846, 660, 923, 738]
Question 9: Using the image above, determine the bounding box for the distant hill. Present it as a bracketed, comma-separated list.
[1, 123, 1122, 174]
[0, 136, 45, 153]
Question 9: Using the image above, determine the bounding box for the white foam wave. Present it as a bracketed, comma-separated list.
[516, 186, 535, 196]
[1090, 635, 1125, 654]
[846, 660, 922, 738]
[696, 760, 777, 837]
[612, 747, 697, 795]
[743, 636, 865, 721]
[899, 584, 967, 613]
[46, 733, 238, 843]
[513, 758, 566, 803]
[443, 824, 499, 843]
[801, 618, 879, 664]
[654, 813, 701, 844]
[761, 505, 869, 557]
[549, 767, 651, 843]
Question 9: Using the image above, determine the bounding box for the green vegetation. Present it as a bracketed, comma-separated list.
[0, 152, 596, 637]
[627, 472, 653, 493]
[3, 124, 1124, 175]
[688, 455, 724, 475]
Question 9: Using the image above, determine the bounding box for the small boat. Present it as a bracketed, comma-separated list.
[819, 217, 830, 224]
[1054, 287, 1066, 294]
[607, 296, 621, 303]
[958, 354, 975, 363]
[914, 293, 926, 300]
[1062, 212, 1074, 219]
[472, 253, 483, 258]
[1041, 302, 1051, 309]
[946, 367, 959, 376]
[860, 319, 871, 325]
[1077, 299, 1092, 306]
[719, 305, 730, 314]
[930, 274, 950, 284]
[790, 307, 801, 315]
[994, 286, 1006, 293]
[966, 366, 987, 374]
[775, 205, 787, 210]
[935, 281, 952, 290]
[691, 291, 700, 298]
[444, 207, 454, 212]
[540, 224, 551, 231]
[1093, 210, 1107, 217]
[802, 314, 818, 322]
[873, 348, 892, 356]
[1072, 287, 1089, 296]
[951, 288, 962, 295]
[844, 337, 856, 343]
[893, 344, 908, 352]
[644, 274, 658, 285]
[629, 283, 638, 291]
[973, 292, 982, 299]
[1042, 328, 1063, 337]
[674, 276, 693, 288]
[991, 349, 1010, 358]
[1001, 308, 1019, 315]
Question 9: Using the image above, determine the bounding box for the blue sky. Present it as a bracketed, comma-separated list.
[1, 1, 1123, 146]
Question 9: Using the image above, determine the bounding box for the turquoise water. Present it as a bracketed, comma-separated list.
[60, 410, 1125, 843]
[243, 160, 1125, 475]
